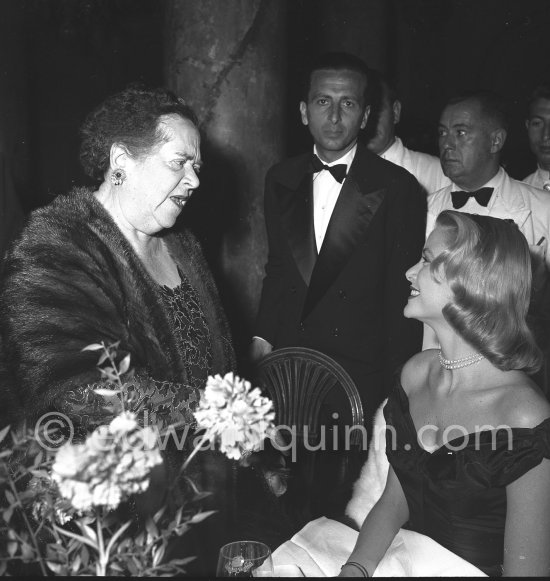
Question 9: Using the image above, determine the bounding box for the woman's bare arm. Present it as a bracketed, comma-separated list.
[340, 466, 409, 577]
[503, 458, 550, 576]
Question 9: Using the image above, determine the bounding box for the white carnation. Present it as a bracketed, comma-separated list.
[52, 412, 163, 511]
[193, 373, 275, 461]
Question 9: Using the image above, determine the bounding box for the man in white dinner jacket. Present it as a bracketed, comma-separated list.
[367, 70, 450, 196]
[428, 91, 550, 262]
[524, 85, 550, 192]
[426, 91, 550, 362]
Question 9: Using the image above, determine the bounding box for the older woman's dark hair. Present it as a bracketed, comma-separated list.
[80, 85, 198, 182]
[431, 211, 542, 373]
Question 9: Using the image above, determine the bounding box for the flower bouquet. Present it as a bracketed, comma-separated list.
[0, 341, 275, 576]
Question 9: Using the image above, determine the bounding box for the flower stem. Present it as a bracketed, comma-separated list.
[180, 432, 209, 473]
[96, 513, 107, 576]
[7, 478, 48, 576]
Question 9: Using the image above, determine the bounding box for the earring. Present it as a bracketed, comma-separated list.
[111, 168, 126, 186]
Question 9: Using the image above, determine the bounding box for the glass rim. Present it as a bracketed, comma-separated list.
[218, 540, 271, 559]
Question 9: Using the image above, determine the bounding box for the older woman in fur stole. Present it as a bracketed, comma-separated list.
[0, 87, 236, 515]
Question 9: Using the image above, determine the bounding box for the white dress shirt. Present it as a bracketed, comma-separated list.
[424, 167, 550, 350]
[380, 137, 450, 196]
[312, 144, 356, 252]
[252, 145, 356, 349]
[523, 167, 550, 192]
[427, 167, 550, 265]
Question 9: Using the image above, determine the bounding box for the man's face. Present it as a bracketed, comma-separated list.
[526, 97, 550, 170]
[438, 99, 503, 190]
[366, 90, 399, 155]
[300, 68, 369, 163]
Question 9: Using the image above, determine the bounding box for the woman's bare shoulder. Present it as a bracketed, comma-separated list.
[496, 373, 550, 429]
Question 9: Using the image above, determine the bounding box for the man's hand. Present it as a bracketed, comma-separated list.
[249, 337, 273, 363]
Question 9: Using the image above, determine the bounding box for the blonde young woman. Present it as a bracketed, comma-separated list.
[341, 211, 550, 577]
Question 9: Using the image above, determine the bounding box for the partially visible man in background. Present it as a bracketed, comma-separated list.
[366, 70, 450, 196]
[427, 91, 550, 384]
[524, 85, 550, 192]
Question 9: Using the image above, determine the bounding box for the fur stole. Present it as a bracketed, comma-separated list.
[345, 399, 389, 527]
[0, 188, 234, 426]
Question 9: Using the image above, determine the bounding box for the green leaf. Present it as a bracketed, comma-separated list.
[77, 521, 98, 544]
[167, 557, 195, 566]
[46, 544, 61, 560]
[80, 544, 90, 567]
[32, 450, 44, 468]
[0, 425, 11, 445]
[152, 544, 166, 567]
[145, 517, 158, 539]
[97, 351, 110, 365]
[71, 554, 82, 573]
[20, 542, 34, 561]
[5, 490, 15, 505]
[3, 506, 14, 523]
[7, 541, 17, 557]
[118, 354, 131, 375]
[46, 561, 67, 574]
[53, 525, 98, 551]
[99, 369, 118, 382]
[126, 558, 138, 576]
[190, 491, 212, 503]
[82, 343, 104, 352]
[187, 510, 216, 525]
[174, 523, 190, 537]
[29, 469, 51, 480]
[110, 563, 124, 572]
[153, 505, 166, 523]
[105, 520, 131, 557]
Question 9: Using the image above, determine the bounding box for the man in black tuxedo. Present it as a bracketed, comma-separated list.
[252, 52, 425, 431]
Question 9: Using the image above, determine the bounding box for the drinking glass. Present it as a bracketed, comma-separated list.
[216, 540, 274, 577]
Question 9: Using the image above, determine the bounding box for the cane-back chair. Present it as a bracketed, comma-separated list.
[255, 346, 365, 445]
[254, 347, 366, 521]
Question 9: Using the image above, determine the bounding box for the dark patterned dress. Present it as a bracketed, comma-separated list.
[59, 270, 215, 437]
[158, 267, 213, 394]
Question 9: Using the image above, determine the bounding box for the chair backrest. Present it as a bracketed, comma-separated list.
[255, 347, 365, 446]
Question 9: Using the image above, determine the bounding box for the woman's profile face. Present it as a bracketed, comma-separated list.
[116, 114, 201, 235]
[404, 226, 453, 324]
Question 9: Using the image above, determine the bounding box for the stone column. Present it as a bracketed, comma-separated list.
[318, 0, 388, 71]
[164, 0, 287, 355]
[0, 0, 26, 257]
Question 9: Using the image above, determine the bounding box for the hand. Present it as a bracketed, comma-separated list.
[249, 337, 273, 363]
[239, 440, 289, 497]
[339, 562, 369, 577]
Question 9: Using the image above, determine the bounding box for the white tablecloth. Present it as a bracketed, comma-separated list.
[272, 517, 486, 577]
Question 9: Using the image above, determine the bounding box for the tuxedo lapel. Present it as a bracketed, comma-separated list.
[302, 151, 386, 320]
[278, 173, 317, 285]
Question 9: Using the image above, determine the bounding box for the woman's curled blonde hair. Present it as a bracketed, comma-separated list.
[431, 210, 542, 373]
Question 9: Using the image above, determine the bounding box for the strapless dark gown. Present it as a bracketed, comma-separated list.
[384, 380, 550, 577]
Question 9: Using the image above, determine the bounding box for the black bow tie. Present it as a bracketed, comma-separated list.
[311, 154, 347, 183]
[451, 187, 494, 209]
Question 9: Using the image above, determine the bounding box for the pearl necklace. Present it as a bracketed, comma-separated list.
[438, 349, 484, 370]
